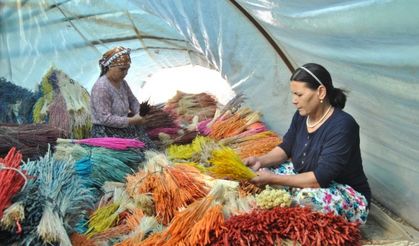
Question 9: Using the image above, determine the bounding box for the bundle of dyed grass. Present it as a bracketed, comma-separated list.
[125, 152, 209, 225]
[115, 215, 162, 246]
[210, 206, 361, 246]
[1, 185, 44, 245]
[208, 107, 261, 140]
[74, 148, 144, 187]
[85, 187, 133, 238]
[33, 68, 91, 139]
[140, 182, 255, 246]
[0, 124, 65, 161]
[3, 150, 94, 245]
[0, 148, 25, 219]
[57, 137, 145, 150]
[197, 93, 246, 135]
[135, 104, 179, 149]
[54, 142, 144, 170]
[171, 129, 202, 146]
[167, 137, 258, 181]
[221, 130, 282, 159]
[56, 145, 144, 187]
[142, 104, 178, 132]
[207, 147, 256, 181]
[238, 180, 263, 196]
[143, 200, 224, 246]
[166, 135, 221, 167]
[165, 91, 217, 125]
[199, 105, 282, 158]
[139, 100, 152, 117]
[0, 77, 39, 124]
[84, 181, 161, 244]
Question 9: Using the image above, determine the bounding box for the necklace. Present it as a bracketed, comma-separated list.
[306, 105, 332, 128]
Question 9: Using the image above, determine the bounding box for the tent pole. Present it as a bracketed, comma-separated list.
[229, 0, 295, 73]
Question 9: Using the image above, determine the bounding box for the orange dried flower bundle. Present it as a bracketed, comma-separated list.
[218, 130, 282, 159]
[185, 204, 225, 245]
[144, 194, 224, 246]
[208, 107, 262, 141]
[209, 114, 246, 140]
[234, 135, 281, 159]
[125, 163, 208, 225]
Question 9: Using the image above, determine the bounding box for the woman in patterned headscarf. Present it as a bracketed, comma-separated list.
[90, 46, 155, 149]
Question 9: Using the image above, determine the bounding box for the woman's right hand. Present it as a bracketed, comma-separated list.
[243, 156, 262, 171]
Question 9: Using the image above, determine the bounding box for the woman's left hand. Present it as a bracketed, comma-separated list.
[250, 169, 276, 186]
[128, 114, 145, 125]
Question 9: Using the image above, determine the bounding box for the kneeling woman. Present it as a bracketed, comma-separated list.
[245, 63, 371, 224]
[90, 46, 155, 149]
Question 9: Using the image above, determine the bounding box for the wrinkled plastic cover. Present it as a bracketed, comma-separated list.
[0, 0, 210, 91]
[1, 0, 418, 227]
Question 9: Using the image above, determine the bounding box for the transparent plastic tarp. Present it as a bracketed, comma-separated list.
[235, 0, 419, 228]
[1, 0, 418, 228]
[1, 0, 202, 92]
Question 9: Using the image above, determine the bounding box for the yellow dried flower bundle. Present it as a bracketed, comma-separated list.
[207, 147, 256, 180]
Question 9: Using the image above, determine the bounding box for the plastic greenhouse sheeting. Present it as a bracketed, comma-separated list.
[1, 0, 419, 228]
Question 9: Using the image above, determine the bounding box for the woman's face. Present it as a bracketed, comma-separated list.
[290, 80, 320, 116]
[107, 65, 130, 82]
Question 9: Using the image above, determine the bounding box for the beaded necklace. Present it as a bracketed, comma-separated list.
[306, 105, 332, 128]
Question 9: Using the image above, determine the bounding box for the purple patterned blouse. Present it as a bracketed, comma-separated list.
[90, 75, 140, 128]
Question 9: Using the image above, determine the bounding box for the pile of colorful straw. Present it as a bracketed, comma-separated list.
[165, 91, 217, 125]
[125, 152, 209, 225]
[54, 138, 146, 187]
[1, 150, 94, 245]
[138, 181, 257, 246]
[0, 124, 65, 161]
[33, 68, 92, 139]
[197, 103, 282, 159]
[0, 86, 365, 246]
[166, 135, 221, 167]
[167, 136, 257, 181]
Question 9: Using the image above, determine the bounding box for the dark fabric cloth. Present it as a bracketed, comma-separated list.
[278, 108, 371, 205]
[91, 124, 157, 150]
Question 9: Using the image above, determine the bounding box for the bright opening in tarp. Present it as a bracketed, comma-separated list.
[130, 65, 236, 105]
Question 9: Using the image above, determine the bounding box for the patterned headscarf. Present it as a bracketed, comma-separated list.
[99, 46, 131, 68]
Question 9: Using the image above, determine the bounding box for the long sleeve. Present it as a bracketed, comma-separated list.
[313, 118, 358, 188]
[278, 111, 300, 157]
[124, 80, 140, 115]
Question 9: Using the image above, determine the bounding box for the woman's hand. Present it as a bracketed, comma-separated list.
[243, 156, 262, 171]
[250, 169, 276, 186]
[128, 114, 144, 125]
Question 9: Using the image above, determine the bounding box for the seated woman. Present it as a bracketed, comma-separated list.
[245, 63, 371, 224]
[90, 46, 155, 149]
